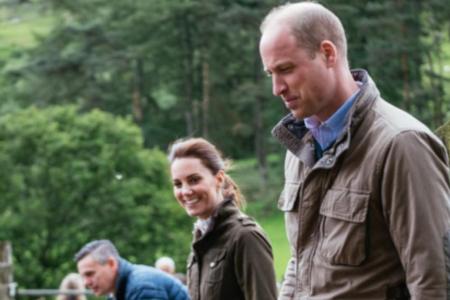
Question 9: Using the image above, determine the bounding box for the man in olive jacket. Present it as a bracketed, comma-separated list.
[259, 2, 450, 300]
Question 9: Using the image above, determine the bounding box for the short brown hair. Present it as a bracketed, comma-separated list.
[260, 1, 347, 59]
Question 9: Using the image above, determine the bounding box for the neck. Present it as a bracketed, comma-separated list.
[316, 67, 358, 122]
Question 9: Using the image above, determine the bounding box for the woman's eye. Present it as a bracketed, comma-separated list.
[188, 176, 200, 185]
[173, 182, 181, 188]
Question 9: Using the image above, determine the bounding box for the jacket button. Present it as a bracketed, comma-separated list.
[210, 262, 216, 268]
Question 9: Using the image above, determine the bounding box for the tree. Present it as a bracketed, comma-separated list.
[0, 105, 191, 288]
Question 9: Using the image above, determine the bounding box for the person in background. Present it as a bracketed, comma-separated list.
[168, 137, 278, 300]
[155, 257, 176, 275]
[56, 273, 86, 300]
[75, 240, 190, 300]
[259, 2, 450, 299]
[155, 256, 187, 285]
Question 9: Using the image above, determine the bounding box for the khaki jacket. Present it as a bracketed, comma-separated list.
[187, 199, 278, 300]
[272, 70, 450, 300]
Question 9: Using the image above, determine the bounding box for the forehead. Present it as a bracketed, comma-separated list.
[171, 157, 210, 179]
[77, 255, 101, 272]
[260, 25, 303, 66]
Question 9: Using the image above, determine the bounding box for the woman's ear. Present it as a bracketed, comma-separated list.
[215, 170, 225, 188]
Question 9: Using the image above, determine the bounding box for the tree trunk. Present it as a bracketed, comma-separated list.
[132, 58, 144, 123]
[201, 58, 210, 139]
[0, 241, 13, 300]
[254, 95, 268, 187]
[253, 46, 268, 187]
[180, 14, 195, 136]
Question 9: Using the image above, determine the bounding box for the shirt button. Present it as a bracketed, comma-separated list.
[210, 262, 216, 268]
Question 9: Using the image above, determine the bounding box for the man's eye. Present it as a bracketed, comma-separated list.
[280, 66, 292, 73]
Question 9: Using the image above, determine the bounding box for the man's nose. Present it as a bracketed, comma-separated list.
[272, 75, 287, 96]
[83, 278, 92, 288]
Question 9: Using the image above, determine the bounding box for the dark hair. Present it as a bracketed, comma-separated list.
[168, 137, 245, 208]
[74, 240, 119, 264]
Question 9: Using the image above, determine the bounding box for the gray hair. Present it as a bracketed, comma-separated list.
[74, 240, 119, 264]
[155, 256, 176, 273]
[260, 1, 348, 60]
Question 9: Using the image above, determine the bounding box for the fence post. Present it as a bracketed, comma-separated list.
[0, 241, 13, 300]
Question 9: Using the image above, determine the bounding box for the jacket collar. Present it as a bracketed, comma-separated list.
[272, 69, 379, 166]
[193, 198, 240, 242]
[114, 258, 132, 300]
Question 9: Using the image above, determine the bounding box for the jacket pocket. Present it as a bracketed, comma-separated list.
[318, 188, 369, 266]
[205, 249, 227, 283]
[278, 182, 300, 211]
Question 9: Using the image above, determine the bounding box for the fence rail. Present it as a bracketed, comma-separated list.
[17, 289, 92, 296]
[0, 242, 94, 299]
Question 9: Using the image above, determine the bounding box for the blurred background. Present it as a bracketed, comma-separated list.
[0, 0, 449, 298]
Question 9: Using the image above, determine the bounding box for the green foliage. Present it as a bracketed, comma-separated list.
[436, 120, 450, 157]
[0, 106, 191, 288]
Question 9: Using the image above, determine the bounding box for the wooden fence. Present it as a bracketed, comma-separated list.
[0, 241, 93, 299]
[0, 241, 13, 300]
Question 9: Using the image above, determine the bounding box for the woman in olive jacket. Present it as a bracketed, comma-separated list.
[169, 137, 278, 300]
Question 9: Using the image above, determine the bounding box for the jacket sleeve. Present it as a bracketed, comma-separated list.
[234, 226, 278, 300]
[278, 256, 296, 299]
[380, 130, 450, 300]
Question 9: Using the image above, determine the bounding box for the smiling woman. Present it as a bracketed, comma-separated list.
[168, 138, 278, 300]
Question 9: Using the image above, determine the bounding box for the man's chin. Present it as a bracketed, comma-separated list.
[290, 110, 306, 120]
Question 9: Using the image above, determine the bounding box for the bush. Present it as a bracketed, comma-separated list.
[0, 105, 191, 288]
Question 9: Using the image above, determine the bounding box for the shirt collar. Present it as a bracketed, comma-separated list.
[304, 84, 361, 150]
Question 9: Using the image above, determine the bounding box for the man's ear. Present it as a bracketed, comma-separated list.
[108, 257, 118, 271]
[320, 40, 337, 67]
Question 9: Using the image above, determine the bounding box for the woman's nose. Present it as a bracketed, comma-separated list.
[181, 186, 193, 196]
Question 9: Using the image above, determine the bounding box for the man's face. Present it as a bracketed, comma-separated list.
[77, 254, 117, 296]
[259, 24, 335, 121]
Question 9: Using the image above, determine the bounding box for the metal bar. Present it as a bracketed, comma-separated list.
[17, 289, 93, 296]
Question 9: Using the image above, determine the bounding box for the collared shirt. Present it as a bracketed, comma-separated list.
[305, 86, 361, 151]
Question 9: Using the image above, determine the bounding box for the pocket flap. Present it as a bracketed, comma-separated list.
[208, 249, 227, 269]
[319, 188, 369, 223]
[278, 182, 300, 211]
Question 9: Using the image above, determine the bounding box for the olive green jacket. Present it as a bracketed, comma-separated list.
[186, 199, 278, 300]
[273, 69, 450, 300]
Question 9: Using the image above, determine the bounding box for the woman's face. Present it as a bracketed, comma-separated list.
[171, 157, 224, 220]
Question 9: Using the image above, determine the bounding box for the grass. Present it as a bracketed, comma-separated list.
[258, 212, 290, 282]
[0, 2, 55, 59]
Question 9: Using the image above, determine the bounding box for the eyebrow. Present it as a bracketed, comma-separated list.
[264, 61, 293, 75]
